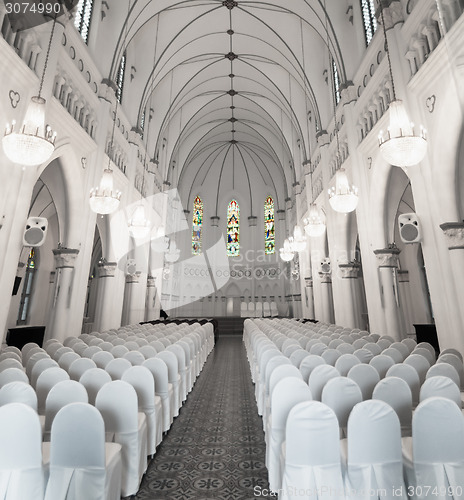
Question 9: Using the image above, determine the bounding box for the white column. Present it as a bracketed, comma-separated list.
[304, 277, 315, 320]
[397, 270, 415, 336]
[318, 272, 335, 324]
[338, 262, 363, 329]
[145, 275, 159, 321]
[93, 261, 117, 332]
[122, 272, 142, 326]
[374, 247, 406, 341]
[44, 248, 79, 343]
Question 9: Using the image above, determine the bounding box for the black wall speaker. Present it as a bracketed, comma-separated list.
[23, 217, 48, 247]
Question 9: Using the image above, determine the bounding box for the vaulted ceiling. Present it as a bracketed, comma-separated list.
[92, 0, 365, 213]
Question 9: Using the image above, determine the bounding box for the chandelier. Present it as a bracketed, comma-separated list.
[279, 238, 295, 262]
[165, 239, 180, 263]
[328, 168, 358, 213]
[292, 225, 307, 252]
[128, 204, 150, 239]
[304, 204, 326, 237]
[89, 168, 121, 214]
[3, 17, 57, 166]
[377, 2, 427, 167]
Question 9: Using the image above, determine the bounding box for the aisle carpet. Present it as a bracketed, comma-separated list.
[135, 336, 273, 500]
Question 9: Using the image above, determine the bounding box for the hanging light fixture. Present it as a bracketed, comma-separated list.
[328, 168, 359, 214]
[89, 167, 122, 214]
[304, 204, 326, 237]
[377, 2, 427, 167]
[128, 203, 150, 239]
[165, 239, 180, 263]
[292, 225, 307, 252]
[279, 237, 295, 262]
[3, 16, 57, 166]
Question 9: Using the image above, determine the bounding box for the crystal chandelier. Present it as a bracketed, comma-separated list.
[128, 204, 150, 239]
[377, 2, 427, 167]
[328, 168, 358, 213]
[304, 204, 326, 237]
[3, 17, 57, 166]
[292, 225, 307, 252]
[165, 239, 180, 263]
[279, 238, 295, 262]
[89, 168, 121, 214]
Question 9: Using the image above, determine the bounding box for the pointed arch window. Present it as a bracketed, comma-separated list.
[74, 0, 94, 44]
[116, 52, 126, 103]
[264, 196, 275, 255]
[227, 200, 240, 257]
[192, 196, 203, 255]
[361, 0, 377, 46]
[17, 248, 38, 325]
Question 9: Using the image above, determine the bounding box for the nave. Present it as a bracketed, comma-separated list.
[135, 336, 271, 500]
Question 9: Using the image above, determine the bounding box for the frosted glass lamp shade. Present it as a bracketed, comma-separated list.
[165, 240, 180, 263]
[328, 168, 358, 214]
[292, 225, 307, 252]
[279, 238, 295, 262]
[89, 168, 121, 214]
[304, 204, 326, 237]
[3, 96, 56, 166]
[378, 100, 427, 167]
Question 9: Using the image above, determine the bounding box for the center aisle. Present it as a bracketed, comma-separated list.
[135, 336, 272, 500]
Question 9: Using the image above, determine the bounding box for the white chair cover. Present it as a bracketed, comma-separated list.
[353, 348, 374, 364]
[69, 358, 97, 381]
[267, 377, 312, 492]
[337, 343, 356, 355]
[299, 355, 326, 383]
[419, 376, 461, 408]
[43, 403, 122, 500]
[373, 377, 412, 436]
[36, 367, 70, 414]
[31, 358, 59, 387]
[437, 353, 464, 390]
[156, 351, 181, 417]
[96, 381, 148, 497]
[412, 347, 436, 367]
[403, 397, 464, 498]
[363, 342, 382, 356]
[402, 338, 417, 353]
[308, 365, 340, 401]
[369, 354, 395, 379]
[289, 349, 308, 368]
[122, 366, 163, 455]
[322, 377, 362, 436]
[390, 342, 410, 361]
[44, 380, 89, 435]
[280, 401, 345, 500]
[123, 351, 146, 366]
[0, 403, 44, 500]
[105, 358, 132, 380]
[335, 354, 361, 376]
[142, 357, 173, 432]
[348, 364, 380, 400]
[386, 364, 421, 407]
[139, 345, 157, 360]
[256, 349, 281, 415]
[58, 352, 81, 371]
[0, 381, 38, 410]
[92, 351, 114, 369]
[426, 363, 460, 389]
[404, 354, 431, 384]
[78, 368, 111, 405]
[0, 367, 28, 387]
[344, 400, 407, 500]
[321, 348, 342, 366]
[82, 346, 103, 359]
[440, 348, 462, 361]
[262, 357, 293, 428]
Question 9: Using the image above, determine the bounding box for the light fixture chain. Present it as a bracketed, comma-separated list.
[38, 13, 58, 99]
[380, 1, 396, 101]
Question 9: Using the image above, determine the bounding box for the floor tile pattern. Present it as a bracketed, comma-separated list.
[135, 336, 273, 500]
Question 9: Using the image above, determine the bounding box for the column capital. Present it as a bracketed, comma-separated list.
[147, 276, 157, 287]
[374, 247, 401, 268]
[304, 276, 313, 287]
[439, 222, 464, 250]
[319, 272, 332, 284]
[52, 248, 79, 268]
[248, 215, 257, 227]
[126, 272, 141, 284]
[338, 262, 360, 279]
[97, 261, 117, 278]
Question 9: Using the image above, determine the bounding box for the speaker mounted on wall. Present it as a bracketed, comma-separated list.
[126, 258, 137, 276]
[320, 258, 331, 274]
[398, 213, 421, 244]
[23, 217, 48, 247]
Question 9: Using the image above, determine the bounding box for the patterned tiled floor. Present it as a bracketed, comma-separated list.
[135, 336, 273, 500]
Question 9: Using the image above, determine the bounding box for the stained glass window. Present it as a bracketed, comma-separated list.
[227, 200, 240, 257]
[264, 196, 275, 255]
[361, 0, 377, 46]
[74, 0, 94, 44]
[192, 195, 203, 255]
